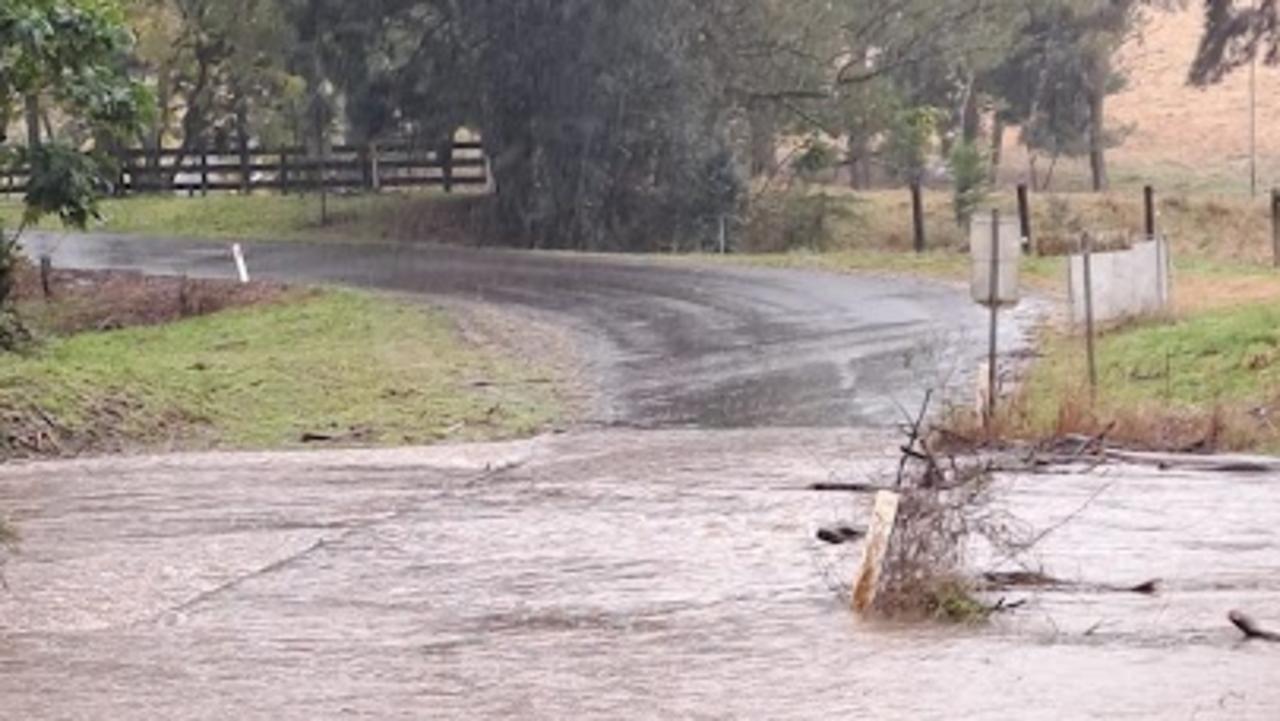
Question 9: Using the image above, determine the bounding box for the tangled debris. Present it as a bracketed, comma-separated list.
[821, 392, 1186, 624]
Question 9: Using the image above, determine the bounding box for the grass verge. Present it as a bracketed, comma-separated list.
[991, 302, 1280, 453]
[0, 290, 561, 456]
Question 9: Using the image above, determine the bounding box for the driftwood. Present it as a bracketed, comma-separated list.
[809, 482, 885, 494]
[815, 526, 866, 546]
[1229, 611, 1280, 642]
[1103, 450, 1280, 474]
[982, 571, 1161, 596]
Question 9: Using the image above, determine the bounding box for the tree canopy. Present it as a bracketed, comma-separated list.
[4, 0, 1188, 250]
[1, 0, 149, 228]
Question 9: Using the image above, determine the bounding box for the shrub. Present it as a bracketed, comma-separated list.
[742, 187, 854, 253]
[948, 141, 989, 232]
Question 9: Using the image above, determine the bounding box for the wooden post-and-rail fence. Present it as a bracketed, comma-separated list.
[0, 140, 487, 197]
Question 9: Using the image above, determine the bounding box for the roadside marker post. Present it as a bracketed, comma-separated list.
[232, 243, 251, 284]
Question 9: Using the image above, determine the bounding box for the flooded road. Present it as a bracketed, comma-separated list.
[1, 430, 1276, 719]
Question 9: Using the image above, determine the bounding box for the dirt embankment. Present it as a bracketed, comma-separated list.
[12, 263, 292, 335]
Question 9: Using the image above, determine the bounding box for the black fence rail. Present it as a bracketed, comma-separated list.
[0, 140, 488, 197]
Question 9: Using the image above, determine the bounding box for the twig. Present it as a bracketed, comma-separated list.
[998, 482, 1114, 562]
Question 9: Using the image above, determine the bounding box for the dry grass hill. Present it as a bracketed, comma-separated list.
[1006, 5, 1280, 194]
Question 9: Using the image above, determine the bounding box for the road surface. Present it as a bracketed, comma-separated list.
[21, 232, 1030, 428]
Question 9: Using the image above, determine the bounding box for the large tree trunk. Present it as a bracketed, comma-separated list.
[234, 84, 251, 195]
[24, 94, 40, 149]
[143, 62, 175, 175]
[1088, 83, 1108, 192]
[989, 115, 1006, 183]
[846, 133, 870, 189]
[960, 78, 981, 145]
[1087, 55, 1110, 192]
[748, 107, 778, 178]
[169, 43, 220, 191]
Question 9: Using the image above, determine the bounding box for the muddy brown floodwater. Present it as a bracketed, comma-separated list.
[1, 430, 1276, 719]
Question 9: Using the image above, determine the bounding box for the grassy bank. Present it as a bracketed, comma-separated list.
[1001, 302, 1280, 452]
[0, 290, 561, 456]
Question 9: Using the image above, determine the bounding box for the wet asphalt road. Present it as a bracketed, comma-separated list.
[21, 232, 1022, 429]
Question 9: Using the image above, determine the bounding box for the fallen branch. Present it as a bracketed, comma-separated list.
[1105, 450, 1280, 474]
[809, 481, 884, 494]
[1230, 611, 1280, 642]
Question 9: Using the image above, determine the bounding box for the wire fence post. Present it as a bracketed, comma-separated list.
[1082, 232, 1098, 402]
[1144, 185, 1156, 239]
[1017, 183, 1032, 254]
[1271, 188, 1280, 269]
[910, 181, 926, 253]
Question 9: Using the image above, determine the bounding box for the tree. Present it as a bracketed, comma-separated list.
[982, 0, 1150, 191]
[1191, 0, 1277, 84]
[0, 0, 148, 344]
[122, 0, 295, 187]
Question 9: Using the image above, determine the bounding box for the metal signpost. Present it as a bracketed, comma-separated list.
[970, 208, 1022, 428]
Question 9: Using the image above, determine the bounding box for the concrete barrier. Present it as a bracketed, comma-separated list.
[1068, 236, 1171, 325]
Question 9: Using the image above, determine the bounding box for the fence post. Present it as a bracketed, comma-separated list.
[320, 144, 330, 226]
[1017, 183, 1033, 254]
[280, 151, 289, 195]
[1272, 189, 1280, 269]
[39, 255, 52, 300]
[121, 154, 134, 197]
[910, 181, 926, 253]
[440, 140, 455, 194]
[370, 143, 381, 192]
[200, 150, 210, 196]
[1082, 233, 1098, 401]
[359, 144, 372, 190]
[1144, 185, 1156, 239]
[239, 139, 251, 195]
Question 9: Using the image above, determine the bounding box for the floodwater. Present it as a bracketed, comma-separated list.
[1, 430, 1276, 719]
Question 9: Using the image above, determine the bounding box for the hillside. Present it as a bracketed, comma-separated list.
[1006, 6, 1280, 194]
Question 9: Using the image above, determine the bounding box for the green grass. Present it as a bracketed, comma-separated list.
[0, 192, 459, 243]
[1054, 304, 1280, 408]
[715, 249, 1068, 294]
[1008, 302, 1280, 451]
[0, 291, 560, 451]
